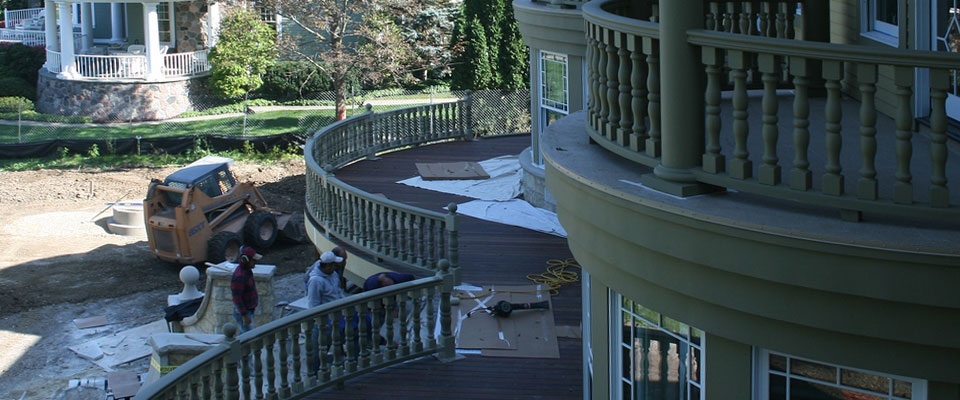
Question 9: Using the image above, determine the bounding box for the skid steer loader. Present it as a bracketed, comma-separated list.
[143, 159, 302, 264]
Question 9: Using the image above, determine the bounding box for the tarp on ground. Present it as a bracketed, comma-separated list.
[0, 133, 306, 159]
[452, 199, 567, 237]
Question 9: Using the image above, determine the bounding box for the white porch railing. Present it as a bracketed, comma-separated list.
[46, 49, 61, 73]
[76, 53, 147, 79]
[45, 48, 212, 80]
[3, 7, 43, 29]
[163, 49, 211, 78]
[0, 28, 44, 46]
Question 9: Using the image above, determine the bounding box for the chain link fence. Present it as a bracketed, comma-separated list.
[0, 88, 530, 157]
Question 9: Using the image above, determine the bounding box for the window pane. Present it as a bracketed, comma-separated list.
[540, 52, 568, 111]
[769, 374, 787, 400]
[662, 316, 690, 340]
[690, 347, 701, 383]
[543, 108, 564, 127]
[690, 327, 703, 346]
[770, 353, 787, 372]
[790, 358, 837, 383]
[840, 369, 890, 395]
[892, 379, 913, 398]
[632, 303, 660, 325]
[790, 378, 845, 400]
[623, 344, 631, 380]
[875, 0, 898, 25]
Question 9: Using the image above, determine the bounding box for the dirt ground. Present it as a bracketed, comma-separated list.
[0, 159, 315, 399]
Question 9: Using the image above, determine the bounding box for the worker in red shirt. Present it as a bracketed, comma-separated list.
[231, 246, 262, 333]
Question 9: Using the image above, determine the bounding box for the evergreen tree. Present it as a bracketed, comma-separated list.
[450, 18, 493, 90]
[498, 2, 528, 91]
[449, 0, 527, 91]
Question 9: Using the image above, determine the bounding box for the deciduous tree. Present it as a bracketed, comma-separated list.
[209, 8, 277, 99]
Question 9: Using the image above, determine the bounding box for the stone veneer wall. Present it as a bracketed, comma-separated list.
[182, 264, 276, 335]
[176, 0, 211, 52]
[36, 70, 213, 122]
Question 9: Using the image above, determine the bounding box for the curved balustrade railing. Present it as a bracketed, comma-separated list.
[689, 30, 959, 220]
[583, 0, 661, 167]
[306, 95, 472, 280]
[134, 262, 457, 399]
[584, 0, 959, 221]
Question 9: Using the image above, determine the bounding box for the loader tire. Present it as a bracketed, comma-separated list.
[208, 231, 243, 263]
[244, 211, 278, 249]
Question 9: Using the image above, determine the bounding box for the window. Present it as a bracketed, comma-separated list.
[754, 349, 927, 400]
[863, 0, 899, 46]
[539, 51, 569, 133]
[611, 290, 705, 399]
[157, 2, 173, 45]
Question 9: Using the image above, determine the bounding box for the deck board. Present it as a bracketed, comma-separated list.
[306, 135, 584, 399]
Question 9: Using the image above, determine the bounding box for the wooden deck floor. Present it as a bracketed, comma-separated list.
[305, 134, 583, 399]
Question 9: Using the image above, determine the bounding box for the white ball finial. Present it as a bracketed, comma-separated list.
[178, 265, 202, 302]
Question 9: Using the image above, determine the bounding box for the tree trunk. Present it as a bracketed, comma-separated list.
[334, 77, 346, 121]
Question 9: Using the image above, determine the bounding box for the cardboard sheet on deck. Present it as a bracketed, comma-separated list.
[416, 161, 490, 181]
[454, 285, 559, 359]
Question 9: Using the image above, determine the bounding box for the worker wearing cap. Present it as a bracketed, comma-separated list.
[231, 246, 262, 333]
[306, 250, 345, 308]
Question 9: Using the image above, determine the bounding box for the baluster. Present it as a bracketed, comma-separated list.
[189, 375, 199, 400]
[426, 219, 436, 268]
[201, 365, 212, 399]
[629, 34, 647, 152]
[417, 216, 426, 266]
[857, 64, 878, 200]
[790, 57, 812, 191]
[644, 38, 661, 157]
[176, 381, 187, 400]
[740, 2, 752, 35]
[438, 260, 455, 361]
[398, 212, 408, 261]
[426, 288, 437, 349]
[586, 27, 598, 129]
[253, 340, 264, 400]
[893, 67, 914, 204]
[334, 310, 346, 377]
[929, 68, 950, 207]
[373, 204, 383, 253]
[776, 2, 788, 38]
[705, 3, 716, 30]
[320, 316, 331, 381]
[365, 199, 374, 248]
[702, 46, 724, 173]
[445, 203, 459, 282]
[359, 302, 371, 369]
[617, 32, 632, 147]
[413, 292, 423, 353]
[759, 2, 770, 36]
[723, 2, 734, 32]
[787, 2, 797, 39]
[265, 333, 276, 399]
[353, 196, 361, 243]
[277, 328, 290, 398]
[822, 60, 844, 196]
[215, 356, 225, 400]
[386, 295, 397, 360]
[606, 33, 621, 142]
[386, 208, 397, 257]
[730, 50, 752, 179]
[372, 299, 384, 364]
[399, 292, 410, 357]
[240, 344, 251, 400]
[346, 306, 358, 373]
[290, 325, 303, 393]
[759, 53, 781, 185]
[597, 27, 610, 129]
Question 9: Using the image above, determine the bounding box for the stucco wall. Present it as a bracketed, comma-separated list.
[176, 1, 211, 52]
[36, 70, 213, 122]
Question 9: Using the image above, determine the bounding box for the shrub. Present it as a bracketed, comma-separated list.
[259, 61, 333, 101]
[280, 98, 335, 107]
[0, 44, 45, 91]
[0, 110, 92, 123]
[0, 96, 34, 113]
[0, 77, 36, 100]
[178, 99, 278, 118]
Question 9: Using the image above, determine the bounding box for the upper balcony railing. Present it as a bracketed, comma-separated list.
[3, 7, 44, 29]
[583, 0, 959, 222]
[134, 262, 457, 399]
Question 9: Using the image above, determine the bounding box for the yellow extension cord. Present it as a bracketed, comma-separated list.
[455, 258, 581, 299]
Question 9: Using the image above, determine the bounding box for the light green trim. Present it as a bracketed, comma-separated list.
[513, 0, 588, 56]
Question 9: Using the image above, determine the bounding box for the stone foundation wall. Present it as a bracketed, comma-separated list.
[520, 146, 556, 212]
[183, 265, 276, 335]
[176, 1, 210, 52]
[36, 70, 213, 122]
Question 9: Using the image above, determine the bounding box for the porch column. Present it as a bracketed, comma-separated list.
[80, 1, 92, 52]
[639, 0, 718, 197]
[110, 3, 124, 43]
[43, 0, 60, 70]
[208, 1, 221, 47]
[143, 2, 164, 80]
[57, 1, 79, 78]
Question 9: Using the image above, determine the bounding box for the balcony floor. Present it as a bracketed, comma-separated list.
[306, 134, 584, 399]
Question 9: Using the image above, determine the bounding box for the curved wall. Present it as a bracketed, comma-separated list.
[543, 111, 960, 387]
[36, 70, 213, 122]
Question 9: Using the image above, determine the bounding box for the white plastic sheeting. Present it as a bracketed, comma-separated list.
[397, 155, 522, 201]
[452, 200, 567, 237]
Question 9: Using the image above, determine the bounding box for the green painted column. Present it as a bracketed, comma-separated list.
[640, 0, 717, 197]
[590, 276, 610, 400]
[704, 334, 752, 399]
[529, 47, 542, 165]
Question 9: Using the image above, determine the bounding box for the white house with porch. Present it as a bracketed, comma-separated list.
[24, 0, 275, 121]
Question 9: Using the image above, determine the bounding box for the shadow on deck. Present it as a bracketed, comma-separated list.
[305, 134, 584, 399]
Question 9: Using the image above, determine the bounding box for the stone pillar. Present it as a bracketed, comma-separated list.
[110, 3, 123, 43]
[208, 1, 221, 48]
[640, 0, 718, 197]
[43, 0, 59, 70]
[79, 1, 92, 52]
[57, 1, 79, 78]
[143, 2, 163, 80]
[181, 264, 276, 334]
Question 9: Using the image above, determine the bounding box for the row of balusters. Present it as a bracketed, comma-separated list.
[585, 21, 661, 160]
[701, 48, 952, 207]
[312, 177, 456, 272]
[159, 284, 449, 400]
[316, 101, 469, 171]
[705, 1, 802, 39]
